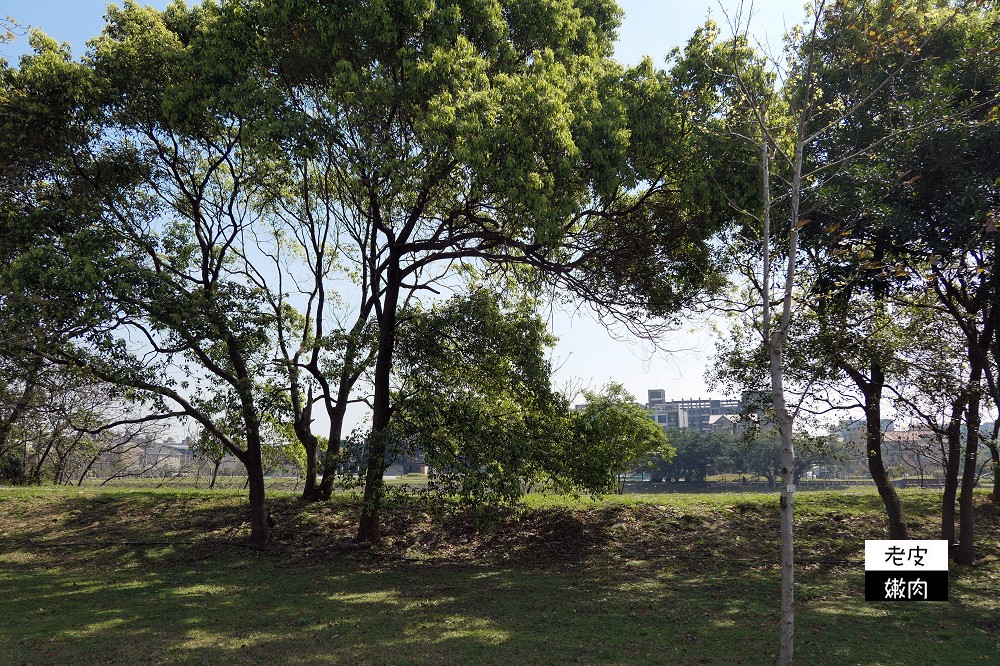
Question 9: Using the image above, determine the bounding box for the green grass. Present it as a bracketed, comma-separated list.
[0, 486, 998, 665]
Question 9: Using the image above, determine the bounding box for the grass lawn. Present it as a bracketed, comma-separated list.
[0, 486, 998, 665]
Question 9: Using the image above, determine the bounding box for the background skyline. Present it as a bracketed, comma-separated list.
[1, 0, 810, 415]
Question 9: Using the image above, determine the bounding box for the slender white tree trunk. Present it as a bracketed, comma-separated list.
[760, 128, 803, 666]
[772, 345, 796, 665]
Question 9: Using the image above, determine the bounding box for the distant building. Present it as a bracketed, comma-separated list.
[839, 421, 942, 472]
[883, 429, 939, 470]
[141, 441, 196, 472]
[838, 418, 895, 444]
[646, 392, 742, 433]
[707, 413, 740, 433]
[385, 451, 429, 477]
[91, 435, 201, 478]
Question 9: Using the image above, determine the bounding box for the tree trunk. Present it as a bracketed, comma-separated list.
[237, 394, 269, 547]
[768, 338, 795, 666]
[315, 309, 374, 501]
[957, 364, 982, 565]
[861, 369, 907, 539]
[296, 419, 319, 500]
[210, 459, 221, 490]
[915, 449, 924, 489]
[941, 394, 966, 545]
[988, 420, 999, 505]
[315, 406, 347, 500]
[757, 124, 798, 666]
[77, 456, 98, 486]
[244, 449, 269, 549]
[357, 269, 401, 544]
[31, 434, 57, 484]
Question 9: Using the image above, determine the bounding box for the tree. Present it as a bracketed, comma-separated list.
[647, 427, 733, 484]
[564, 384, 673, 495]
[799, 0, 1000, 562]
[703, 0, 1000, 656]
[228, 0, 741, 542]
[708, 9, 815, 661]
[391, 286, 566, 507]
[0, 12, 291, 547]
[1, 1, 778, 550]
[18, 376, 114, 485]
[0, 31, 153, 486]
[393, 290, 671, 504]
[0, 351, 168, 486]
[780, 282, 954, 538]
[0, 356, 43, 483]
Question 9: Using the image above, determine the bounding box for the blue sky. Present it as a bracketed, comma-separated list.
[3, 1, 807, 64]
[1, 0, 809, 409]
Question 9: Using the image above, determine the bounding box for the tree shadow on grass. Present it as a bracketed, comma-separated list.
[1, 491, 998, 665]
[0, 552, 776, 665]
[4, 552, 997, 666]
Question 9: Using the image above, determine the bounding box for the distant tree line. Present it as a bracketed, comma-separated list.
[639, 427, 856, 486]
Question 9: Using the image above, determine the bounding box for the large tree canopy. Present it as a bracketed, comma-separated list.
[1, 0, 747, 544]
[217, 0, 747, 540]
